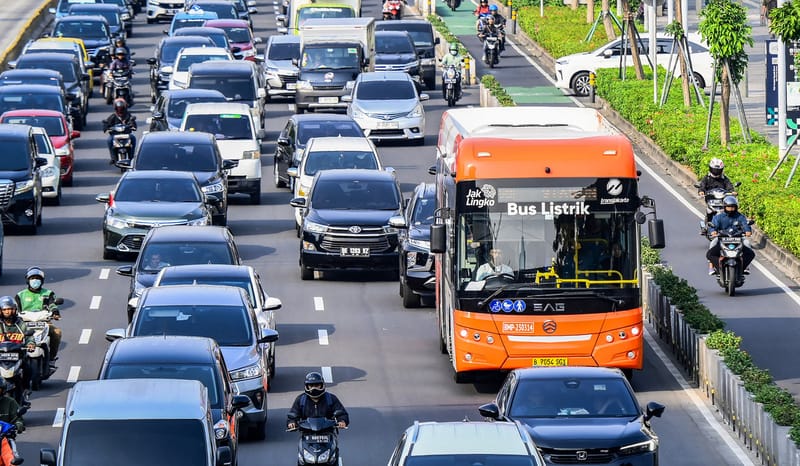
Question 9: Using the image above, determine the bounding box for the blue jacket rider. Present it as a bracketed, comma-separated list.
[706, 196, 754, 273]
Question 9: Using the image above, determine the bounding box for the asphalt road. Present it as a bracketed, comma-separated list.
[0, 1, 765, 464]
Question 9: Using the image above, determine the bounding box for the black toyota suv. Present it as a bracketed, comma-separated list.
[398, 182, 435, 308]
[376, 20, 439, 90]
[374, 31, 422, 88]
[117, 131, 236, 226]
[0, 124, 45, 234]
[290, 169, 404, 280]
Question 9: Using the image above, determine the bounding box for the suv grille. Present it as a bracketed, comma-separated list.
[0, 181, 13, 208]
[119, 235, 145, 250]
[374, 64, 411, 72]
[312, 83, 344, 91]
[320, 226, 392, 253]
[367, 111, 407, 120]
[542, 449, 615, 464]
[129, 219, 188, 229]
[281, 74, 298, 84]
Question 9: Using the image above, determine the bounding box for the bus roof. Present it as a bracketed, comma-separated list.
[441, 107, 616, 139]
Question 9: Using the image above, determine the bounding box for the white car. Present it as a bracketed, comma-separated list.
[146, 0, 186, 24]
[344, 71, 428, 145]
[288, 136, 384, 228]
[554, 33, 713, 96]
[169, 46, 234, 90]
[31, 126, 62, 205]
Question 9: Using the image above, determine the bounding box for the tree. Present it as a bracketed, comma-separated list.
[602, 0, 616, 40]
[698, 0, 752, 146]
[768, 0, 800, 42]
[622, 0, 644, 79]
[671, 0, 692, 108]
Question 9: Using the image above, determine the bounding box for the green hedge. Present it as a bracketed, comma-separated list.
[480, 75, 516, 106]
[427, 15, 470, 57]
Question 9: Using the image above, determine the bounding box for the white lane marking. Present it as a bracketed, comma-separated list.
[318, 329, 329, 345]
[89, 296, 102, 310]
[645, 329, 754, 465]
[314, 297, 325, 311]
[52, 408, 64, 428]
[321, 366, 333, 383]
[288, 103, 296, 111]
[67, 366, 81, 383]
[79, 329, 91, 345]
[99, 268, 110, 280]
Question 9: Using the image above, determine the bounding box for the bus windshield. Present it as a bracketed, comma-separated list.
[456, 179, 639, 290]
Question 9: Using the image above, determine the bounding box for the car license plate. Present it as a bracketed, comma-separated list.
[318, 96, 338, 104]
[167, 8, 178, 14]
[340, 247, 370, 257]
[286, 83, 297, 90]
[377, 121, 399, 129]
[27, 322, 47, 329]
[0, 353, 19, 362]
[502, 322, 535, 333]
[532, 357, 568, 367]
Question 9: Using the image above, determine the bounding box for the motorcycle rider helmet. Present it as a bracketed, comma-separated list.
[486, 15, 495, 24]
[489, 4, 498, 11]
[114, 98, 127, 116]
[480, 0, 488, 4]
[723, 195, 739, 215]
[115, 47, 127, 59]
[449, 43, 459, 55]
[0, 296, 17, 320]
[26, 266, 45, 292]
[708, 157, 724, 178]
[304, 371, 326, 400]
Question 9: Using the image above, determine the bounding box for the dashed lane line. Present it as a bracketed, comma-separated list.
[314, 297, 325, 311]
[99, 268, 110, 280]
[89, 296, 101, 310]
[78, 329, 91, 345]
[66, 366, 80, 383]
[318, 329, 329, 345]
[321, 366, 333, 383]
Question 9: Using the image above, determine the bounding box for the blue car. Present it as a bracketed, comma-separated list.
[167, 8, 218, 36]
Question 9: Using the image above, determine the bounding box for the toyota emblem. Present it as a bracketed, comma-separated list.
[542, 320, 557, 334]
[324, 72, 334, 81]
[575, 451, 588, 461]
[348, 226, 362, 233]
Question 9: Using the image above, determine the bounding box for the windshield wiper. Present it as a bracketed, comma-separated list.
[477, 282, 518, 310]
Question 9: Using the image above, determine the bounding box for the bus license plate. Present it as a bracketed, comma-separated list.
[502, 322, 535, 333]
[532, 357, 568, 367]
[340, 247, 369, 257]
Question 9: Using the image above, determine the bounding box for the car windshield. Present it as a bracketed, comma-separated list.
[311, 179, 399, 210]
[379, 26, 433, 47]
[184, 114, 252, 140]
[0, 76, 62, 88]
[221, 27, 251, 43]
[300, 46, 359, 70]
[411, 196, 435, 226]
[303, 151, 377, 176]
[176, 54, 229, 72]
[404, 456, 537, 466]
[102, 0, 128, 8]
[134, 304, 252, 346]
[509, 378, 639, 418]
[297, 122, 362, 145]
[33, 134, 53, 155]
[162, 41, 212, 65]
[58, 0, 98, 13]
[138, 242, 235, 273]
[115, 178, 202, 203]
[189, 77, 255, 101]
[54, 20, 108, 40]
[158, 276, 256, 307]
[268, 42, 300, 60]
[105, 364, 221, 408]
[0, 139, 31, 171]
[172, 19, 208, 33]
[200, 4, 237, 18]
[0, 93, 64, 115]
[0, 116, 65, 136]
[167, 95, 226, 119]
[17, 60, 77, 82]
[64, 420, 207, 466]
[72, 9, 119, 26]
[356, 81, 415, 100]
[298, 6, 353, 24]
[135, 142, 218, 172]
[376, 35, 414, 54]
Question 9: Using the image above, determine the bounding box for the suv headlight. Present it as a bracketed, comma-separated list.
[105, 215, 128, 229]
[243, 150, 260, 159]
[14, 179, 34, 195]
[296, 80, 312, 90]
[202, 180, 224, 194]
[407, 104, 423, 118]
[350, 106, 366, 119]
[213, 420, 230, 440]
[383, 225, 399, 234]
[345, 80, 355, 89]
[408, 238, 430, 250]
[619, 438, 657, 455]
[230, 364, 262, 381]
[304, 221, 327, 234]
[187, 216, 209, 226]
[41, 166, 58, 179]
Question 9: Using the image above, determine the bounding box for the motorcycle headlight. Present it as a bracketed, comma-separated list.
[406, 103, 424, 118]
[105, 215, 128, 229]
[317, 450, 331, 463]
[304, 221, 327, 234]
[54, 145, 71, 156]
[14, 179, 34, 195]
[187, 216, 209, 226]
[41, 166, 58, 179]
[408, 238, 430, 250]
[213, 420, 229, 440]
[296, 80, 313, 90]
[302, 450, 316, 463]
[230, 363, 262, 381]
[445, 68, 456, 79]
[202, 180, 224, 194]
[619, 438, 657, 455]
[243, 150, 260, 159]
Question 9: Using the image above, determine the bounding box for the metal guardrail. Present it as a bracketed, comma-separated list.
[643, 272, 799, 465]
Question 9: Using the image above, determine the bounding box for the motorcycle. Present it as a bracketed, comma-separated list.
[20, 297, 63, 391]
[0, 405, 28, 466]
[0, 338, 29, 407]
[105, 68, 134, 106]
[482, 33, 500, 68]
[695, 181, 741, 239]
[289, 412, 346, 465]
[382, 0, 403, 20]
[446, 0, 460, 10]
[107, 119, 136, 166]
[709, 222, 753, 297]
[442, 64, 462, 107]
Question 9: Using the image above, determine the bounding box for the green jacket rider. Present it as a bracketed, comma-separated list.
[15, 267, 61, 364]
[0, 380, 24, 432]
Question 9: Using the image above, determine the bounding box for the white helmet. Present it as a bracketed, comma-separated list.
[709, 158, 724, 178]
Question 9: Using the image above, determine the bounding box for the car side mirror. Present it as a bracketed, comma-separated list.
[48, 7, 56, 14]
[231, 46, 241, 54]
[602, 49, 613, 58]
[152, 111, 164, 120]
[215, 446, 232, 466]
[286, 167, 298, 178]
[96, 193, 111, 204]
[40, 449, 57, 466]
[430, 223, 446, 253]
[231, 395, 250, 410]
[105, 328, 125, 342]
[35, 157, 48, 168]
[388, 215, 407, 229]
[291, 58, 298, 66]
[71, 130, 81, 139]
[478, 402, 501, 420]
[419, 93, 430, 101]
[147, 57, 157, 65]
[435, 37, 441, 45]
[116, 265, 133, 277]
[249, 7, 258, 14]
[163, 29, 169, 35]
[289, 197, 306, 208]
[258, 328, 279, 344]
[341, 95, 352, 102]
[263, 296, 282, 311]
[644, 401, 665, 421]
[253, 37, 262, 44]
[222, 159, 238, 170]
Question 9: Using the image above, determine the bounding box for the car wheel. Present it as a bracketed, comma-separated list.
[146, 17, 154, 24]
[300, 264, 314, 280]
[250, 187, 261, 205]
[273, 161, 286, 188]
[692, 72, 706, 89]
[402, 281, 420, 308]
[249, 420, 266, 441]
[572, 71, 591, 96]
[424, 76, 436, 90]
[36, 204, 42, 226]
[295, 106, 305, 114]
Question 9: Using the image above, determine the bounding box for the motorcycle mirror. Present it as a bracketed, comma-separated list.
[54, 297, 64, 306]
[10, 456, 22, 465]
[748, 219, 755, 225]
[734, 181, 742, 187]
[693, 182, 701, 188]
[16, 405, 29, 417]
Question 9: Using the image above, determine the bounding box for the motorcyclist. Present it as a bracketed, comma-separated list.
[488, 4, 506, 53]
[102, 98, 137, 161]
[114, 37, 131, 58]
[0, 381, 24, 433]
[478, 15, 500, 63]
[439, 43, 463, 99]
[473, 0, 490, 17]
[706, 196, 755, 275]
[108, 47, 132, 72]
[286, 372, 349, 431]
[0, 297, 34, 399]
[697, 157, 736, 197]
[15, 267, 62, 367]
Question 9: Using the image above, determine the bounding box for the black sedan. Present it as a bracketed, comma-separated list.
[96, 170, 213, 260]
[479, 367, 665, 466]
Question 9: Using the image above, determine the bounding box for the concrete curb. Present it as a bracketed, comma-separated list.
[505, 19, 800, 282]
[0, 0, 57, 70]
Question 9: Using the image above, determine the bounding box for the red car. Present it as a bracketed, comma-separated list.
[0, 109, 79, 185]
[204, 19, 262, 61]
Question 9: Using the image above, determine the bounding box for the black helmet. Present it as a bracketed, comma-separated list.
[304, 371, 326, 399]
[115, 47, 127, 57]
[0, 296, 17, 319]
[723, 195, 739, 214]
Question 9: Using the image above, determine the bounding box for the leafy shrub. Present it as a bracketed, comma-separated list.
[515, 6, 616, 57]
[427, 15, 469, 57]
[480, 75, 516, 106]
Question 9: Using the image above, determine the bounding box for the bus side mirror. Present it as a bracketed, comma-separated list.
[647, 219, 666, 249]
[430, 224, 446, 253]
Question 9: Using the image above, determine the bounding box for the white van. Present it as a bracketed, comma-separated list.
[181, 102, 265, 204]
[40, 378, 231, 466]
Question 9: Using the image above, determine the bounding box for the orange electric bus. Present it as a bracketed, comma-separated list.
[429, 107, 664, 382]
